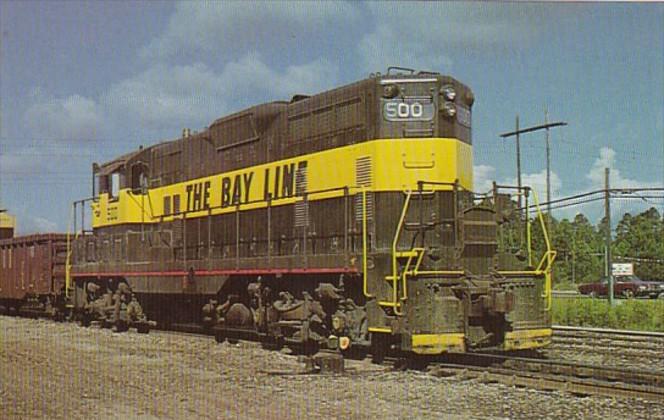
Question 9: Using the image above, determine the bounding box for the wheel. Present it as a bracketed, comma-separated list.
[302, 340, 320, 356]
[622, 289, 634, 299]
[79, 313, 92, 327]
[341, 346, 368, 361]
[371, 348, 385, 364]
[261, 337, 283, 351]
[136, 324, 150, 334]
[588, 291, 597, 299]
[225, 303, 254, 328]
[371, 334, 388, 364]
[114, 320, 129, 333]
[214, 329, 226, 343]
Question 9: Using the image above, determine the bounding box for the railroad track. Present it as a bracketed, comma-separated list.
[553, 325, 664, 340]
[427, 352, 664, 403]
[151, 324, 664, 403]
[551, 325, 664, 356]
[7, 310, 664, 403]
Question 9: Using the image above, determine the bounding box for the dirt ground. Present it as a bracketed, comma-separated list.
[1, 316, 662, 420]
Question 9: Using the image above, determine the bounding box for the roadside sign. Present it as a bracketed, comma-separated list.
[612, 263, 634, 276]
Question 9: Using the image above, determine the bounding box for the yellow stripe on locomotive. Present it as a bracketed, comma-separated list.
[91, 137, 473, 228]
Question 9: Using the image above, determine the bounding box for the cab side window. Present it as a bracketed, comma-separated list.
[131, 162, 149, 192]
[110, 172, 121, 199]
[98, 175, 109, 196]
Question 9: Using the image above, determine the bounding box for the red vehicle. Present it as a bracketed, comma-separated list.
[578, 275, 664, 299]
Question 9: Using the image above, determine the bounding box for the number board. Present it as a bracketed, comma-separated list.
[382, 99, 435, 122]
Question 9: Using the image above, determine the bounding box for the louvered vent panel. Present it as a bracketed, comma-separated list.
[294, 165, 309, 227]
[354, 156, 374, 221]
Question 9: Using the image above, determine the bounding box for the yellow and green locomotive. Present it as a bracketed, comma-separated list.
[70, 67, 555, 354]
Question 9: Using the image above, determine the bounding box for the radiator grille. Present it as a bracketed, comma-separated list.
[354, 156, 374, 221]
[294, 165, 309, 227]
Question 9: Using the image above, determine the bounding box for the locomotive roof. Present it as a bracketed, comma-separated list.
[96, 148, 148, 176]
[95, 70, 469, 174]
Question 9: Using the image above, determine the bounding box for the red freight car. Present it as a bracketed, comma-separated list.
[0, 234, 68, 317]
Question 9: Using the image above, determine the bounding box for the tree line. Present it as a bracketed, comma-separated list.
[528, 207, 664, 286]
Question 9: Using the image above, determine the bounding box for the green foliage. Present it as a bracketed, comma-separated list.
[526, 207, 664, 285]
[612, 208, 664, 280]
[553, 281, 578, 291]
[552, 298, 664, 331]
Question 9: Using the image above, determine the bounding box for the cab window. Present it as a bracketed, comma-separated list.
[110, 172, 120, 198]
[131, 162, 149, 192]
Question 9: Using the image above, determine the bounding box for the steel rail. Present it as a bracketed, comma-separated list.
[553, 325, 664, 338]
[429, 362, 664, 402]
[427, 352, 664, 402]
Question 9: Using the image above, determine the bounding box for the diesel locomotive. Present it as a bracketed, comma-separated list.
[67, 67, 555, 355]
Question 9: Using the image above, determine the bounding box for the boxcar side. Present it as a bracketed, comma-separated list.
[0, 234, 68, 313]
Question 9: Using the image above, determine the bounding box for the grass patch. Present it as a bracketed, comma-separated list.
[552, 297, 664, 332]
[553, 281, 579, 291]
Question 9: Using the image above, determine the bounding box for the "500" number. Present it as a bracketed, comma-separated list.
[383, 100, 433, 121]
[384, 102, 424, 118]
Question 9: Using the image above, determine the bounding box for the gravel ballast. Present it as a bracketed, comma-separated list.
[1, 316, 662, 419]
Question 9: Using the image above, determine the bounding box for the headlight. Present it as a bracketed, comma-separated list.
[638, 285, 646, 290]
[383, 84, 399, 98]
[440, 84, 456, 101]
[658, 284, 664, 289]
[442, 101, 457, 118]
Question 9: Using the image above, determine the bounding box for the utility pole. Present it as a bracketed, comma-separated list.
[515, 116, 522, 209]
[605, 168, 614, 306]
[571, 225, 576, 284]
[500, 116, 567, 211]
[545, 108, 552, 216]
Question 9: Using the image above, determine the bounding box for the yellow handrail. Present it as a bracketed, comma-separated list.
[64, 203, 79, 301]
[526, 206, 533, 267]
[497, 190, 556, 311]
[532, 191, 556, 310]
[398, 250, 419, 302]
[378, 190, 413, 315]
[377, 189, 469, 313]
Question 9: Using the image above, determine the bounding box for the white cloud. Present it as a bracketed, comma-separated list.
[31, 216, 58, 232]
[521, 169, 562, 203]
[102, 55, 339, 132]
[17, 216, 59, 235]
[102, 62, 227, 130]
[473, 164, 496, 193]
[359, 3, 553, 72]
[552, 146, 662, 222]
[140, 2, 360, 61]
[221, 54, 339, 98]
[587, 147, 660, 190]
[5, 92, 100, 181]
[0, 147, 48, 175]
[23, 91, 102, 141]
[474, 164, 561, 202]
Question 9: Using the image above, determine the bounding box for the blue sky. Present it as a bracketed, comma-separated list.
[1, 1, 662, 233]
